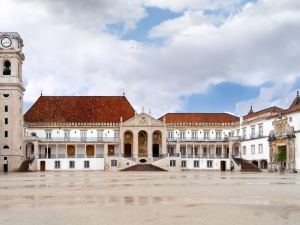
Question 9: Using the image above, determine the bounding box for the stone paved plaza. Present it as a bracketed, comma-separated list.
[0, 171, 300, 225]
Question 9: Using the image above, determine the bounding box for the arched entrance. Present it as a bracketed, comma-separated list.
[124, 131, 133, 157]
[252, 160, 258, 167]
[261, 160, 267, 169]
[138, 130, 147, 157]
[152, 130, 162, 157]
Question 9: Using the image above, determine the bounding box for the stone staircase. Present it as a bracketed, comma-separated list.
[121, 164, 167, 171]
[241, 160, 262, 172]
[18, 157, 35, 172]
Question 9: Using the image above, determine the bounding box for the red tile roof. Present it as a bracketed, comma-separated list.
[24, 96, 135, 123]
[159, 113, 239, 124]
[243, 106, 284, 120]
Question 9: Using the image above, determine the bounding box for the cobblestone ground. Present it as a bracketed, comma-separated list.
[0, 171, 300, 225]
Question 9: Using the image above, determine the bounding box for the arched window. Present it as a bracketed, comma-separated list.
[3, 61, 11, 75]
[3, 60, 11, 75]
[3, 145, 9, 150]
[31, 132, 37, 137]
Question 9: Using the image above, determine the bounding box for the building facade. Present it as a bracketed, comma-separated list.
[1, 32, 300, 172]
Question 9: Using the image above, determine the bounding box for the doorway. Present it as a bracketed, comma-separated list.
[124, 144, 132, 157]
[152, 144, 159, 157]
[220, 161, 226, 171]
[3, 157, 8, 172]
[40, 161, 46, 171]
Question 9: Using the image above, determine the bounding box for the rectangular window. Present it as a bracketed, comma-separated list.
[243, 146, 246, 155]
[192, 132, 198, 140]
[54, 161, 60, 169]
[251, 145, 255, 155]
[259, 144, 263, 154]
[229, 132, 234, 137]
[203, 147, 207, 156]
[111, 159, 117, 167]
[204, 131, 210, 140]
[236, 129, 240, 137]
[84, 161, 90, 168]
[251, 126, 255, 138]
[168, 132, 174, 139]
[4, 131, 8, 138]
[181, 160, 186, 168]
[180, 131, 185, 140]
[46, 131, 52, 140]
[207, 160, 213, 168]
[216, 131, 222, 140]
[194, 147, 199, 156]
[289, 117, 293, 122]
[64, 131, 70, 139]
[258, 125, 263, 137]
[168, 146, 174, 155]
[4, 118, 8, 125]
[170, 160, 176, 167]
[4, 105, 8, 112]
[194, 161, 199, 168]
[243, 129, 246, 139]
[69, 161, 75, 169]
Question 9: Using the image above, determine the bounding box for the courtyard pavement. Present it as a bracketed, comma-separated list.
[0, 171, 299, 225]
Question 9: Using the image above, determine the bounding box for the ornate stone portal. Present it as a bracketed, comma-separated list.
[268, 115, 296, 172]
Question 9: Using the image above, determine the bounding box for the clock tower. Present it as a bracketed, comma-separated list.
[0, 32, 25, 172]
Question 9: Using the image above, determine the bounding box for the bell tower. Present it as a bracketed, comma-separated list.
[0, 32, 25, 172]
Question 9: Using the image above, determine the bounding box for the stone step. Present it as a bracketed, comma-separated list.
[241, 160, 262, 172]
[121, 164, 167, 171]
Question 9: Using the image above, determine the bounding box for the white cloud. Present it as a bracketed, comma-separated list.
[1, 0, 300, 117]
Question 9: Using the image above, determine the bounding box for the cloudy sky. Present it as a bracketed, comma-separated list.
[1, 0, 300, 117]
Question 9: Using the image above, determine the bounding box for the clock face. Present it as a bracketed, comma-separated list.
[1, 37, 12, 48]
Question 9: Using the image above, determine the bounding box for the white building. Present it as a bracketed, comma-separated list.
[1, 32, 299, 172]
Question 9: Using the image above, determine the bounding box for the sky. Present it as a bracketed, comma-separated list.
[1, 0, 300, 117]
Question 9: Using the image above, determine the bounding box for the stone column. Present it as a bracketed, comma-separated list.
[33, 141, 39, 171]
[120, 130, 124, 156]
[147, 131, 152, 158]
[104, 143, 108, 157]
[176, 141, 180, 156]
[162, 131, 167, 155]
[133, 131, 138, 159]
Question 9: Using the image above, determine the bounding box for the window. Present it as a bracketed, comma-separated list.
[289, 117, 293, 122]
[194, 161, 199, 168]
[3, 94, 9, 98]
[46, 131, 51, 139]
[258, 125, 263, 137]
[3, 145, 9, 150]
[259, 144, 263, 154]
[207, 160, 213, 168]
[192, 132, 198, 140]
[242, 129, 246, 139]
[81, 131, 87, 140]
[204, 131, 210, 140]
[251, 145, 255, 155]
[229, 132, 234, 137]
[203, 147, 207, 156]
[64, 131, 70, 139]
[170, 160, 176, 167]
[216, 131, 222, 140]
[168, 132, 174, 139]
[54, 161, 60, 169]
[3, 60, 11, 75]
[84, 161, 90, 168]
[236, 129, 240, 137]
[111, 160, 117, 167]
[180, 131, 185, 140]
[4, 131, 8, 138]
[251, 126, 255, 138]
[4, 118, 8, 125]
[4, 105, 8, 112]
[181, 160, 186, 168]
[194, 147, 199, 156]
[243, 146, 246, 155]
[69, 161, 75, 169]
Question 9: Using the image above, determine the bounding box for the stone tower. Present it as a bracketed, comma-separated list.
[0, 32, 25, 172]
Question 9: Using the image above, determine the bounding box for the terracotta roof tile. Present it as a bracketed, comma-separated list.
[159, 113, 239, 124]
[243, 106, 284, 120]
[24, 96, 135, 123]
